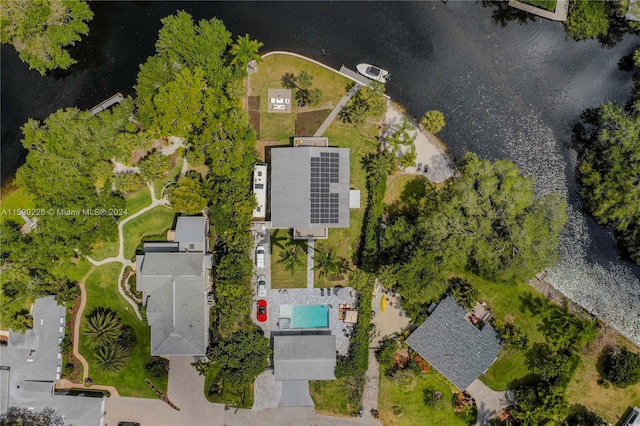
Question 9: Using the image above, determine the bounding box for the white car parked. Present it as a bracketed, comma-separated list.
[257, 275, 267, 297]
[255, 245, 265, 268]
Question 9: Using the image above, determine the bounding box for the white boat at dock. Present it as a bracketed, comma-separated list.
[356, 63, 390, 83]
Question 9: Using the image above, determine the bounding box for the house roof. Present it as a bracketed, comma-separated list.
[0, 296, 105, 424]
[273, 335, 336, 381]
[174, 216, 207, 243]
[137, 253, 211, 356]
[405, 296, 501, 390]
[271, 146, 350, 229]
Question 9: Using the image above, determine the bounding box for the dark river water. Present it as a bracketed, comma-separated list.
[2, 1, 640, 341]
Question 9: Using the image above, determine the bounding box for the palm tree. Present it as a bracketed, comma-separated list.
[297, 70, 313, 90]
[95, 343, 129, 372]
[399, 146, 417, 170]
[314, 248, 351, 279]
[229, 34, 263, 68]
[361, 151, 398, 180]
[281, 72, 297, 89]
[279, 245, 304, 275]
[271, 230, 292, 250]
[83, 308, 122, 350]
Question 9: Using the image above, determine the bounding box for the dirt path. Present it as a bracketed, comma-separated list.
[71, 265, 96, 381]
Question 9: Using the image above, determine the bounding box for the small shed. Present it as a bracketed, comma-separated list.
[349, 190, 361, 208]
[268, 88, 292, 113]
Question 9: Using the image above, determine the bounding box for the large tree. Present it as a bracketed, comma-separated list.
[0, 0, 94, 75]
[576, 101, 640, 263]
[213, 328, 271, 388]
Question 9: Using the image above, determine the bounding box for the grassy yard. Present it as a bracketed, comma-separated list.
[313, 120, 378, 287]
[0, 186, 36, 224]
[260, 83, 297, 141]
[378, 371, 474, 426]
[309, 378, 357, 417]
[203, 363, 254, 408]
[250, 53, 349, 109]
[566, 332, 640, 423]
[79, 263, 167, 398]
[270, 229, 308, 289]
[122, 206, 175, 259]
[522, 0, 557, 11]
[454, 271, 547, 390]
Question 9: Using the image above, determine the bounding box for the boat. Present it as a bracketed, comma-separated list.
[356, 63, 390, 83]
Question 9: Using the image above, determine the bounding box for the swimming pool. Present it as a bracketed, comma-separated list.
[291, 305, 329, 329]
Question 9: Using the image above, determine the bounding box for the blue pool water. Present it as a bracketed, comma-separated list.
[292, 305, 329, 329]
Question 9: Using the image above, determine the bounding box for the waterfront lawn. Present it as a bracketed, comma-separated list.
[260, 83, 296, 141]
[454, 271, 547, 390]
[0, 187, 36, 224]
[566, 332, 640, 423]
[270, 229, 307, 289]
[203, 363, 254, 408]
[122, 206, 175, 259]
[250, 53, 349, 109]
[378, 371, 474, 426]
[309, 378, 356, 417]
[313, 120, 377, 288]
[522, 0, 557, 11]
[79, 263, 166, 398]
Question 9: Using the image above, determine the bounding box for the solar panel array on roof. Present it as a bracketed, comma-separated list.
[310, 152, 340, 224]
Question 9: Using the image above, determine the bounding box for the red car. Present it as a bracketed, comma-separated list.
[257, 299, 267, 322]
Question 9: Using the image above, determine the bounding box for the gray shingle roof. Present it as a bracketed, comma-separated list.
[136, 217, 211, 357]
[405, 296, 501, 390]
[271, 146, 350, 229]
[273, 335, 336, 381]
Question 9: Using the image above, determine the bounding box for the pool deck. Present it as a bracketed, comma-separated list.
[267, 287, 357, 355]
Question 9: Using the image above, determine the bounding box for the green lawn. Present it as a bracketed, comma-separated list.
[310, 378, 357, 417]
[260, 82, 296, 141]
[122, 206, 175, 259]
[250, 53, 349, 109]
[79, 263, 167, 398]
[125, 185, 153, 217]
[378, 371, 474, 426]
[0, 186, 36, 224]
[270, 229, 308, 288]
[203, 363, 254, 408]
[313, 120, 378, 287]
[522, 0, 557, 11]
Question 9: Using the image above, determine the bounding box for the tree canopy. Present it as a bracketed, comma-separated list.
[576, 97, 640, 263]
[0, 0, 94, 75]
[380, 153, 567, 316]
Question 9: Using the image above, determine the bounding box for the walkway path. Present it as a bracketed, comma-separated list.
[314, 83, 362, 137]
[466, 379, 513, 425]
[307, 238, 315, 289]
[71, 265, 96, 381]
[361, 348, 380, 421]
[508, 0, 568, 21]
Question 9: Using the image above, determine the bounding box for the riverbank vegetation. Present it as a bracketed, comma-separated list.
[0, 0, 94, 74]
[574, 50, 640, 264]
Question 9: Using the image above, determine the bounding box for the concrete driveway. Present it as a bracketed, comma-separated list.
[466, 379, 513, 425]
[105, 357, 225, 426]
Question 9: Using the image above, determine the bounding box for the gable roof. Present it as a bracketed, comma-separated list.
[271, 146, 350, 229]
[406, 296, 501, 390]
[273, 335, 336, 381]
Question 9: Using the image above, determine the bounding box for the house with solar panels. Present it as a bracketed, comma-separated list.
[270, 137, 351, 239]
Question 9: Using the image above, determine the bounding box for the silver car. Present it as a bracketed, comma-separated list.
[257, 275, 267, 297]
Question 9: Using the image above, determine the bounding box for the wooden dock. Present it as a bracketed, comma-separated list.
[90, 92, 124, 115]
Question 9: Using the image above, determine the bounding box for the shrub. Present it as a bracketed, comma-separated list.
[448, 277, 477, 309]
[117, 324, 138, 353]
[600, 346, 640, 388]
[145, 357, 170, 379]
[493, 319, 529, 350]
[423, 388, 443, 407]
[375, 338, 398, 366]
